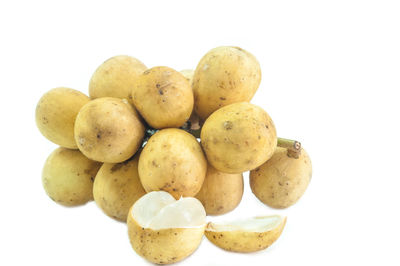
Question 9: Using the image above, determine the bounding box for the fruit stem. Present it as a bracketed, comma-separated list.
[277, 138, 302, 158]
[141, 122, 201, 148]
[180, 120, 201, 138]
[187, 128, 201, 138]
[141, 128, 159, 147]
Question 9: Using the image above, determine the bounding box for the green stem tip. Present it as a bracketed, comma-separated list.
[277, 138, 302, 158]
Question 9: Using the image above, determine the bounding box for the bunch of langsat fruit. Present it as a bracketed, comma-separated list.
[35, 46, 312, 264]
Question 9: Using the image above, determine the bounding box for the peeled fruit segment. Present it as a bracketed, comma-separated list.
[205, 215, 286, 253]
[132, 191, 176, 227]
[148, 197, 206, 230]
[128, 191, 206, 264]
[131, 191, 205, 229]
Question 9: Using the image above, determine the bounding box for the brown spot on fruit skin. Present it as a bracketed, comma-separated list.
[223, 121, 233, 130]
[110, 164, 124, 173]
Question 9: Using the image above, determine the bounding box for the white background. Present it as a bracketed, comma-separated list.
[1, 1, 399, 265]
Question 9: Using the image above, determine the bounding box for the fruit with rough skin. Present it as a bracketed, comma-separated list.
[36, 87, 90, 149]
[42, 147, 101, 206]
[250, 147, 312, 209]
[74, 97, 145, 163]
[201, 102, 277, 173]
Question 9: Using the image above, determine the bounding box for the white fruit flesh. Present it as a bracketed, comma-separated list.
[206, 215, 283, 233]
[131, 191, 206, 229]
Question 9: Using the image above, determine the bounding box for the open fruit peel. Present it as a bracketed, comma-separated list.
[205, 215, 287, 253]
[127, 191, 206, 264]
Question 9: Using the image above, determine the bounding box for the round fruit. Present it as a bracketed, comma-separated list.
[35, 87, 90, 149]
[42, 147, 102, 206]
[193, 46, 261, 120]
[195, 164, 243, 215]
[139, 128, 207, 199]
[93, 152, 146, 222]
[89, 55, 147, 102]
[74, 97, 145, 163]
[128, 191, 206, 264]
[201, 102, 277, 174]
[132, 66, 193, 129]
[250, 147, 312, 208]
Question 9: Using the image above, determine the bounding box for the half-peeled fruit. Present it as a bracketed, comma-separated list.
[205, 215, 286, 253]
[127, 191, 206, 264]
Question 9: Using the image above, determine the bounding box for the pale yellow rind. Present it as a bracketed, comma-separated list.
[132, 66, 194, 129]
[74, 97, 145, 163]
[205, 217, 286, 253]
[139, 128, 207, 199]
[201, 102, 277, 173]
[35, 87, 90, 149]
[193, 46, 261, 120]
[127, 208, 205, 265]
[89, 55, 147, 102]
[93, 153, 146, 221]
[250, 147, 312, 209]
[42, 147, 102, 206]
[195, 164, 243, 215]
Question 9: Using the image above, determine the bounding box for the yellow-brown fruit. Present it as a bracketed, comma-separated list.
[193, 46, 261, 120]
[201, 102, 277, 173]
[35, 87, 90, 149]
[42, 147, 102, 206]
[132, 66, 193, 129]
[89, 55, 146, 102]
[93, 152, 146, 221]
[195, 164, 243, 215]
[74, 97, 145, 163]
[250, 147, 312, 208]
[138, 128, 207, 199]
